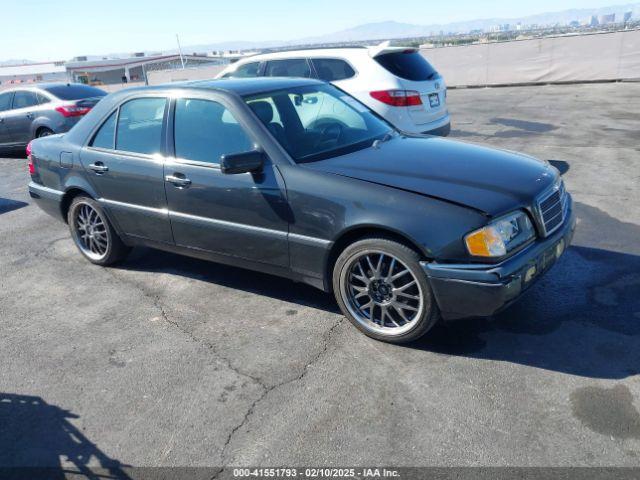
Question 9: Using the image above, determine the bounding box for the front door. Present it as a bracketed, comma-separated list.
[164, 96, 290, 267]
[80, 96, 173, 243]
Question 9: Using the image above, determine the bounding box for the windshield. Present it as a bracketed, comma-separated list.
[243, 84, 393, 163]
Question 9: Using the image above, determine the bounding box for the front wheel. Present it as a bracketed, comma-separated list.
[333, 237, 440, 343]
[67, 196, 130, 266]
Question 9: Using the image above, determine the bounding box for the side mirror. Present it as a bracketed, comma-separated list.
[220, 150, 264, 175]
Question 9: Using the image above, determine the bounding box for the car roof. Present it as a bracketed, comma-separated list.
[0, 82, 99, 93]
[133, 77, 326, 96]
[240, 47, 370, 62]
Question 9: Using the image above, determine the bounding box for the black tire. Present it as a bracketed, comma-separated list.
[67, 196, 130, 266]
[36, 128, 54, 138]
[332, 237, 440, 344]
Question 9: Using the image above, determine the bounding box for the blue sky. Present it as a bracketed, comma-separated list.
[2, 0, 629, 61]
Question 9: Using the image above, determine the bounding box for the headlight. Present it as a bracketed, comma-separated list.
[465, 211, 535, 257]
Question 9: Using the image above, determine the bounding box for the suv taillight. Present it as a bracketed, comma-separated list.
[370, 90, 423, 107]
[55, 104, 91, 117]
[27, 141, 34, 175]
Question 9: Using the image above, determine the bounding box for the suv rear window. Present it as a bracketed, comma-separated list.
[311, 58, 356, 82]
[374, 51, 438, 81]
[43, 84, 106, 100]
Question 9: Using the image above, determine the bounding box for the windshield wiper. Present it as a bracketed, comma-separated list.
[372, 131, 395, 149]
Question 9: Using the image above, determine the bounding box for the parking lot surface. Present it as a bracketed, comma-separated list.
[1, 83, 639, 470]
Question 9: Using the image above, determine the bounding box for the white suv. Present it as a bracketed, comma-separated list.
[217, 44, 450, 136]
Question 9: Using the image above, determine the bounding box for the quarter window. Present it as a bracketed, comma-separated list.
[91, 111, 117, 149]
[311, 58, 356, 81]
[12, 91, 39, 109]
[174, 99, 253, 164]
[264, 59, 311, 78]
[115, 97, 166, 155]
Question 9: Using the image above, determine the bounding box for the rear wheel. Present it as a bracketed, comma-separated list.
[36, 128, 54, 138]
[67, 196, 130, 265]
[333, 237, 440, 343]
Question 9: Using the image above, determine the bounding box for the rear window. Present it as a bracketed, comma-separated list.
[311, 58, 356, 82]
[374, 51, 438, 81]
[44, 84, 107, 100]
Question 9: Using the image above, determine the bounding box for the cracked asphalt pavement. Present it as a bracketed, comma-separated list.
[1, 83, 639, 469]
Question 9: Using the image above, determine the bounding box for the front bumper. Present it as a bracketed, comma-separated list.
[422, 199, 576, 320]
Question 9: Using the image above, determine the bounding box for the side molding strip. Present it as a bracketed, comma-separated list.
[98, 198, 332, 247]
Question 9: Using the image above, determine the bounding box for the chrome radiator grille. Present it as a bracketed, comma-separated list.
[537, 180, 568, 236]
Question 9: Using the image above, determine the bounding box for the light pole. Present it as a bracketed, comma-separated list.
[176, 33, 186, 69]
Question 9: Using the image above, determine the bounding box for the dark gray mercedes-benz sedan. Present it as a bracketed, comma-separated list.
[28, 77, 575, 343]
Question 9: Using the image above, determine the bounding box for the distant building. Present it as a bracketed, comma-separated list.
[65, 53, 222, 86]
[598, 13, 616, 25]
[623, 11, 633, 23]
[569, 20, 580, 27]
[586, 15, 599, 27]
[0, 61, 69, 87]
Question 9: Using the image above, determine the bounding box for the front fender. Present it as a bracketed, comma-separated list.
[280, 165, 488, 289]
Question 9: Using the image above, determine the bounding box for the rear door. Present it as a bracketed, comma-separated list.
[0, 92, 14, 145]
[373, 50, 446, 125]
[5, 90, 39, 144]
[80, 96, 174, 243]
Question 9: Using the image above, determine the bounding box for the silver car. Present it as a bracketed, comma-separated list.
[0, 83, 106, 153]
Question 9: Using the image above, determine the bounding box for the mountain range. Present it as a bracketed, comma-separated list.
[4, 2, 639, 64]
[182, 2, 640, 52]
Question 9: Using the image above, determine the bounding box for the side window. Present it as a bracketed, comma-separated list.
[115, 97, 166, 155]
[12, 91, 39, 109]
[311, 58, 356, 82]
[174, 98, 253, 164]
[90, 111, 117, 149]
[37, 92, 51, 105]
[0, 92, 12, 112]
[231, 62, 260, 78]
[289, 91, 365, 131]
[264, 59, 311, 78]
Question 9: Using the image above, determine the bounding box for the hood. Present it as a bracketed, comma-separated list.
[305, 136, 557, 216]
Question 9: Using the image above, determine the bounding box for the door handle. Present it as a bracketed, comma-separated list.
[88, 162, 109, 173]
[165, 174, 191, 187]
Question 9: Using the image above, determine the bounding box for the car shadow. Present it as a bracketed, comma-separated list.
[0, 393, 130, 479]
[0, 197, 28, 215]
[0, 149, 27, 159]
[118, 248, 340, 314]
[115, 201, 639, 380]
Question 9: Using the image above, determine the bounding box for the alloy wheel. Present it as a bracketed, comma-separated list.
[340, 250, 424, 336]
[73, 203, 109, 260]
